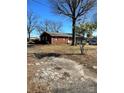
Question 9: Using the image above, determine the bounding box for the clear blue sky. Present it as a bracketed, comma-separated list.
[27, 0, 97, 37]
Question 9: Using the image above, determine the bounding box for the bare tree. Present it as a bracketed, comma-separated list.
[49, 21, 62, 32]
[48, 0, 96, 45]
[27, 11, 39, 41]
[43, 20, 50, 32]
[39, 19, 63, 32]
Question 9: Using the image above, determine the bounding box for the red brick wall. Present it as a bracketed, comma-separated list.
[51, 37, 72, 44]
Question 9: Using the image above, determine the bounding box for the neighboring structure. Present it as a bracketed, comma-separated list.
[40, 31, 72, 44]
[89, 37, 97, 45]
[27, 37, 40, 44]
[30, 37, 40, 40]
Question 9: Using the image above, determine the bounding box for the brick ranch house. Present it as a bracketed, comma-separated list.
[40, 31, 72, 44]
[40, 31, 85, 44]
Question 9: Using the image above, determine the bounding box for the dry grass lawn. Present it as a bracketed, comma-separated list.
[28, 44, 97, 72]
[28, 44, 96, 53]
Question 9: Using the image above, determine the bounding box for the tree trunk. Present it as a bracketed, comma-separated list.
[28, 32, 31, 42]
[80, 43, 85, 55]
[71, 18, 76, 46]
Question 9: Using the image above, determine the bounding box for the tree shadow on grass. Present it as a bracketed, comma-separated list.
[33, 52, 83, 59]
[34, 53, 61, 59]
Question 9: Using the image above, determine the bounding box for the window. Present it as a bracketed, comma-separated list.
[55, 38, 57, 40]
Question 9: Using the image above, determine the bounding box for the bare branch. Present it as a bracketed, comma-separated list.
[40, 19, 63, 32]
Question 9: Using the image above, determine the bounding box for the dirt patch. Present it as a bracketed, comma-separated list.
[28, 57, 97, 93]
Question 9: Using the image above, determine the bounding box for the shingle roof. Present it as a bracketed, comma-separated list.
[42, 31, 72, 37]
